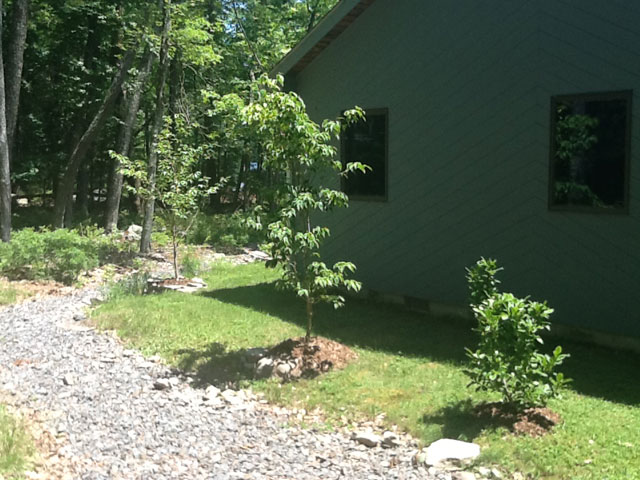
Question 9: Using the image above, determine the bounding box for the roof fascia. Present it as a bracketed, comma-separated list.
[271, 0, 365, 76]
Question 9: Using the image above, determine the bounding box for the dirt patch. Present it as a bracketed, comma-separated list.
[473, 402, 561, 437]
[0, 395, 81, 480]
[268, 336, 358, 379]
[0, 278, 72, 302]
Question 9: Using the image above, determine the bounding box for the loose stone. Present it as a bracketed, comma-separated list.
[0, 285, 449, 480]
[354, 431, 382, 448]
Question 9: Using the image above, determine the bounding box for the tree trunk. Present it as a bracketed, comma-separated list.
[0, 0, 12, 242]
[5, 0, 29, 162]
[77, 163, 90, 219]
[140, 0, 172, 253]
[104, 47, 154, 233]
[172, 223, 178, 280]
[52, 49, 136, 228]
[305, 296, 313, 344]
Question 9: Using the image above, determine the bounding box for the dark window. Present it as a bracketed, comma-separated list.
[549, 91, 632, 212]
[342, 109, 388, 200]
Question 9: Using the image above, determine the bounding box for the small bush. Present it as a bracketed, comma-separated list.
[0, 228, 128, 285]
[180, 248, 202, 278]
[105, 270, 151, 299]
[151, 231, 171, 248]
[465, 259, 570, 408]
[186, 212, 262, 250]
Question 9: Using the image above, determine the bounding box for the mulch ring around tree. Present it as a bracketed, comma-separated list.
[473, 402, 562, 437]
[259, 337, 358, 380]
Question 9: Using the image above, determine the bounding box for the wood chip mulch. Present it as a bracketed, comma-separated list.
[473, 402, 562, 437]
[269, 336, 358, 379]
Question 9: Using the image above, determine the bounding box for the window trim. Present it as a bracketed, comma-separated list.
[548, 90, 633, 215]
[340, 107, 389, 203]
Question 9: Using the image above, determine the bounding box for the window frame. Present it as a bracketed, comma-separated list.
[340, 107, 389, 202]
[548, 90, 633, 215]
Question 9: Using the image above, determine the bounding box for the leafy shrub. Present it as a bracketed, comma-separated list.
[180, 248, 202, 278]
[105, 270, 151, 299]
[0, 228, 128, 284]
[186, 212, 262, 250]
[465, 259, 570, 408]
[151, 231, 171, 248]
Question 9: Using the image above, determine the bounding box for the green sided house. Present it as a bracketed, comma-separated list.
[273, 0, 640, 342]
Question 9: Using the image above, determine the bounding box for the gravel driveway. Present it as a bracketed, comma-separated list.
[0, 289, 441, 480]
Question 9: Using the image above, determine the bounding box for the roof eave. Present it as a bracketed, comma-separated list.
[271, 0, 375, 77]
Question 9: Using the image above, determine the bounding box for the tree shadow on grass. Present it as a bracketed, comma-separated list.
[202, 282, 473, 366]
[175, 341, 254, 388]
[201, 282, 640, 406]
[420, 399, 511, 442]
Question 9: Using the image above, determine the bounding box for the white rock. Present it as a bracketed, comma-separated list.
[425, 439, 480, 467]
[354, 431, 381, 448]
[255, 357, 274, 378]
[477, 467, 491, 477]
[168, 377, 180, 387]
[453, 472, 477, 480]
[275, 362, 292, 377]
[147, 252, 166, 262]
[382, 431, 401, 448]
[203, 385, 221, 400]
[221, 389, 244, 406]
[62, 374, 75, 386]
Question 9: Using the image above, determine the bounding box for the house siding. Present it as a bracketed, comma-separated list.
[291, 0, 640, 338]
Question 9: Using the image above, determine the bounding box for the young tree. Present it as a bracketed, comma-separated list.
[118, 116, 222, 279]
[243, 75, 366, 343]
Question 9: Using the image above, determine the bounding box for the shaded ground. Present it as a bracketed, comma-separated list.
[206, 282, 640, 406]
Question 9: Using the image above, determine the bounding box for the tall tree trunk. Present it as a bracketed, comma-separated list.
[140, 0, 172, 253]
[104, 47, 154, 233]
[5, 0, 29, 162]
[76, 162, 90, 219]
[0, 0, 11, 242]
[52, 49, 136, 228]
[58, 13, 100, 221]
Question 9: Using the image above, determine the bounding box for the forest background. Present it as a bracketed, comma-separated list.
[0, 0, 339, 244]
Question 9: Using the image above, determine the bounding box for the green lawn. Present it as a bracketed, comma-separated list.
[94, 261, 640, 479]
[0, 406, 32, 477]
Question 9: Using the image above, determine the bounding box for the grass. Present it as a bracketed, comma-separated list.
[94, 261, 640, 479]
[0, 406, 32, 477]
[0, 283, 18, 306]
[0, 279, 38, 306]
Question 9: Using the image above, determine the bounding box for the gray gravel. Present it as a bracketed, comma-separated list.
[0, 290, 440, 479]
